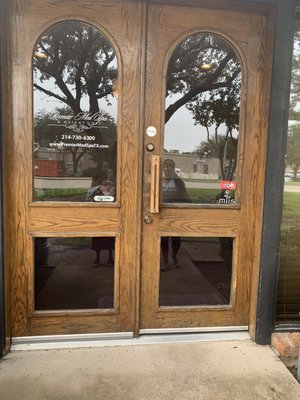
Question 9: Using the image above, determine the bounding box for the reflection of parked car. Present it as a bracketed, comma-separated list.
[284, 175, 292, 182]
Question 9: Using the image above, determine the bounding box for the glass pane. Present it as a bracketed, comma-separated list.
[277, 18, 300, 323]
[35, 237, 115, 310]
[159, 237, 233, 306]
[163, 33, 241, 205]
[33, 21, 118, 202]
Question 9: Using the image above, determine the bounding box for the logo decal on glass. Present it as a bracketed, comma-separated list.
[219, 190, 235, 205]
[49, 112, 107, 133]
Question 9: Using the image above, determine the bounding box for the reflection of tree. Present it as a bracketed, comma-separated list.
[166, 34, 241, 179]
[286, 124, 300, 179]
[289, 32, 300, 113]
[286, 32, 300, 180]
[196, 134, 238, 180]
[34, 21, 117, 113]
[33, 21, 117, 175]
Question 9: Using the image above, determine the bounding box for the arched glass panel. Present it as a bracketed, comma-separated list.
[33, 21, 118, 202]
[163, 33, 241, 206]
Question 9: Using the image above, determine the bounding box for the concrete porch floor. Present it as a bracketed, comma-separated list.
[1, 338, 300, 400]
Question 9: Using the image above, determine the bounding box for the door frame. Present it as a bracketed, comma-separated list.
[0, 0, 288, 350]
[0, 25, 5, 357]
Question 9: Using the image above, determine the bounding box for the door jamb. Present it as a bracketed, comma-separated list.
[0, 30, 5, 359]
[255, 0, 296, 344]
[0, 0, 9, 357]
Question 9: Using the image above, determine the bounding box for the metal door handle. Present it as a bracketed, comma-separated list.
[150, 155, 160, 214]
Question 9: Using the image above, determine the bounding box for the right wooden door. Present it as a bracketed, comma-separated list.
[140, 2, 274, 331]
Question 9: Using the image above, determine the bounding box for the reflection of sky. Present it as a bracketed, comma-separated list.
[164, 106, 205, 152]
[165, 96, 238, 153]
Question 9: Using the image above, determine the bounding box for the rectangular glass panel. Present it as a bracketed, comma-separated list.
[35, 237, 115, 310]
[163, 33, 241, 206]
[159, 237, 233, 306]
[33, 21, 118, 202]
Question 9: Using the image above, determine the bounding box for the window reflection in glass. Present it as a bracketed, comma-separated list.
[35, 237, 115, 310]
[33, 21, 118, 202]
[159, 237, 233, 307]
[277, 19, 300, 323]
[163, 33, 241, 205]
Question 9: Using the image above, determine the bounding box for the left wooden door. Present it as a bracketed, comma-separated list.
[3, 0, 143, 336]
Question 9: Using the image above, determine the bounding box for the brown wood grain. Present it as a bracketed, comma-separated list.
[30, 208, 119, 233]
[3, 0, 31, 337]
[248, 8, 276, 338]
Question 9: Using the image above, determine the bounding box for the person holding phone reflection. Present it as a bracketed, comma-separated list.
[161, 159, 191, 271]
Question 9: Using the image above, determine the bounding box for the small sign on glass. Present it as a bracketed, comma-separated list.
[220, 180, 237, 190]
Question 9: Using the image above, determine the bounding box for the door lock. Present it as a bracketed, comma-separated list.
[144, 215, 153, 224]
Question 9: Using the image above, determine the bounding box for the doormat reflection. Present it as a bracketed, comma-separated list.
[193, 261, 231, 302]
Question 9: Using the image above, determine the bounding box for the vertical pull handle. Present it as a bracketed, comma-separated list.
[150, 155, 160, 214]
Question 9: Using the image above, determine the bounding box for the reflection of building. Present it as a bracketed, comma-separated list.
[36, 148, 227, 179]
[34, 159, 65, 177]
[164, 153, 221, 178]
[34, 148, 96, 176]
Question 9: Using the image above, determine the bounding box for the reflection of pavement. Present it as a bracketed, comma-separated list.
[284, 185, 300, 193]
[36, 245, 114, 310]
[37, 240, 229, 310]
[34, 176, 92, 189]
[185, 181, 219, 189]
[159, 241, 229, 306]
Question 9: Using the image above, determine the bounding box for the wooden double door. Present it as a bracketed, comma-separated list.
[3, 0, 274, 337]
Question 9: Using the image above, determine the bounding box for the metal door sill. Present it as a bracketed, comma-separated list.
[11, 327, 250, 351]
[140, 326, 248, 334]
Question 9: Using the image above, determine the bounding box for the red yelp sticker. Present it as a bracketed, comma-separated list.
[220, 180, 237, 190]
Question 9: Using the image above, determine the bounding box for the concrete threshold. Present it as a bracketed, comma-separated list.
[1, 338, 300, 400]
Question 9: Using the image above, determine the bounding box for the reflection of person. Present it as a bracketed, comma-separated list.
[86, 161, 116, 202]
[86, 178, 116, 201]
[161, 159, 190, 271]
[91, 236, 114, 267]
[162, 159, 190, 203]
[87, 163, 116, 267]
[98, 161, 111, 182]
